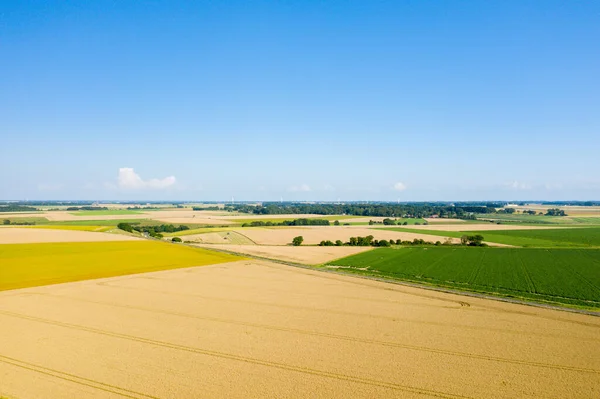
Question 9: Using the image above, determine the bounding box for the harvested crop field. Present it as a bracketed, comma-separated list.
[232, 226, 462, 245]
[0, 228, 140, 244]
[0, 261, 598, 398]
[181, 231, 255, 245]
[198, 244, 373, 264]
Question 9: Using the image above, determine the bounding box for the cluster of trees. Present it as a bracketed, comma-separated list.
[311, 235, 487, 247]
[66, 206, 109, 211]
[3, 219, 36, 225]
[0, 205, 37, 212]
[117, 223, 190, 238]
[545, 208, 567, 216]
[242, 218, 330, 227]
[192, 206, 221, 211]
[460, 235, 486, 246]
[369, 218, 425, 226]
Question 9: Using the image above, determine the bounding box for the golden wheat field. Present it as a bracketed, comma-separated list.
[197, 244, 373, 264]
[0, 260, 599, 398]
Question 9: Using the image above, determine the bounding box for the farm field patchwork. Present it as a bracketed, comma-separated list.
[0, 241, 242, 291]
[328, 247, 600, 308]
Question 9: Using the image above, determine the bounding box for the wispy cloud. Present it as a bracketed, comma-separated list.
[288, 184, 311, 192]
[392, 182, 407, 191]
[506, 181, 531, 190]
[117, 168, 176, 190]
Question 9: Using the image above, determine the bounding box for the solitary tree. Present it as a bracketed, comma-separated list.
[172, 237, 182, 243]
[334, 220, 340, 226]
[292, 236, 304, 246]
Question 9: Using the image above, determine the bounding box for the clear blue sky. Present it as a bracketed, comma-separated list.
[1, 1, 599, 201]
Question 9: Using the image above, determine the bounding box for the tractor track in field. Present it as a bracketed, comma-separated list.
[0, 354, 159, 399]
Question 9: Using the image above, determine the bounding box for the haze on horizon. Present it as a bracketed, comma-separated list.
[1, 1, 599, 202]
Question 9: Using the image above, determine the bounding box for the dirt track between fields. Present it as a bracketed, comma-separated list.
[0, 260, 598, 398]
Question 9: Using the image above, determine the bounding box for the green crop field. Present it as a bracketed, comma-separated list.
[475, 213, 574, 224]
[466, 227, 600, 247]
[569, 217, 600, 225]
[70, 209, 144, 216]
[328, 247, 600, 309]
[382, 227, 600, 247]
[0, 241, 243, 291]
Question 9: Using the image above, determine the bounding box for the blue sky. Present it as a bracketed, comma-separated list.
[1, 1, 599, 201]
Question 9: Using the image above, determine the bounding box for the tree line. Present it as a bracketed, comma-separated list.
[66, 206, 109, 211]
[242, 218, 330, 227]
[3, 219, 36, 225]
[117, 223, 190, 238]
[228, 203, 501, 219]
[293, 234, 486, 247]
[0, 205, 37, 212]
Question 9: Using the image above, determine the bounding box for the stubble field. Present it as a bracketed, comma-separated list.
[224, 226, 462, 245]
[197, 244, 374, 264]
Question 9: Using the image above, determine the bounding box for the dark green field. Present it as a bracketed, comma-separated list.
[384, 227, 600, 248]
[472, 227, 600, 247]
[328, 247, 600, 309]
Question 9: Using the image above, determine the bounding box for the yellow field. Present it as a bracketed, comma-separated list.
[0, 241, 242, 291]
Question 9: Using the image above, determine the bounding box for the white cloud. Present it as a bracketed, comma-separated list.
[288, 184, 311, 192]
[507, 181, 532, 190]
[117, 168, 176, 190]
[392, 182, 407, 191]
